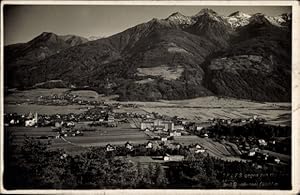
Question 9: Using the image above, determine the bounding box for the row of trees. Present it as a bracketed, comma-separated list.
[4, 135, 168, 189]
[207, 122, 291, 139]
[166, 153, 291, 189]
[4, 134, 291, 189]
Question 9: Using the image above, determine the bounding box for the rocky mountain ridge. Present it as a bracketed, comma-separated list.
[5, 9, 291, 102]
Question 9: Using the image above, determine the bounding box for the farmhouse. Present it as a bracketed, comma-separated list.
[163, 154, 184, 161]
[125, 142, 134, 151]
[106, 144, 115, 152]
[248, 149, 256, 157]
[25, 112, 38, 127]
[258, 139, 267, 146]
[145, 141, 153, 149]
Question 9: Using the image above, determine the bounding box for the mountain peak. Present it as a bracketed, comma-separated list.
[249, 13, 271, 25]
[228, 11, 251, 18]
[38, 32, 57, 38]
[194, 8, 218, 17]
[165, 12, 192, 25]
[168, 11, 184, 17]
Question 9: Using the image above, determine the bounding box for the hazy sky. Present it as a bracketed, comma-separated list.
[4, 5, 291, 45]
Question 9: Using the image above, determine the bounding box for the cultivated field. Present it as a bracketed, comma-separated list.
[5, 88, 69, 103]
[136, 65, 184, 81]
[137, 97, 291, 126]
[6, 123, 150, 154]
[4, 104, 92, 115]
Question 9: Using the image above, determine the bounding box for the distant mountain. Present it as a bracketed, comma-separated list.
[5, 9, 291, 102]
[5, 32, 88, 67]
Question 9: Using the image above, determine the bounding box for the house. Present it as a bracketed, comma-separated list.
[163, 154, 184, 161]
[10, 119, 19, 125]
[258, 139, 267, 146]
[146, 141, 153, 149]
[170, 131, 181, 137]
[195, 148, 206, 154]
[180, 120, 187, 125]
[163, 154, 170, 161]
[25, 112, 38, 127]
[172, 143, 182, 149]
[248, 149, 256, 157]
[274, 158, 280, 164]
[125, 142, 134, 150]
[106, 144, 115, 152]
[144, 128, 151, 132]
[161, 137, 168, 142]
[202, 133, 209, 138]
[60, 153, 68, 159]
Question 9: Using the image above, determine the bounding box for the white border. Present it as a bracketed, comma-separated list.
[0, 1, 299, 194]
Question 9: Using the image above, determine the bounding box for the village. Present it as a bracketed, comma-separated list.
[4, 101, 290, 167]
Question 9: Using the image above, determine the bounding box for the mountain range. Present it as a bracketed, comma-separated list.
[5, 9, 292, 102]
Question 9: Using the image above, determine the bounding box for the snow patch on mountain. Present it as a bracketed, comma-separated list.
[224, 11, 251, 29]
[165, 12, 193, 26]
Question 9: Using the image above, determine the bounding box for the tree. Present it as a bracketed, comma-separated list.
[154, 163, 168, 187]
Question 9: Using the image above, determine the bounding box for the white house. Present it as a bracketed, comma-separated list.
[258, 139, 267, 146]
[146, 141, 153, 149]
[170, 131, 181, 137]
[248, 149, 256, 157]
[195, 149, 206, 153]
[25, 112, 38, 127]
[161, 137, 168, 142]
[125, 142, 134, 150]
[195, 126, 203, 131]
[106, 144, 115, 152]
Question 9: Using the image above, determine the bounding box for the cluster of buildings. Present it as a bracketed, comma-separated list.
[4, 112, 39, 127]
[37, 93, 104, 106]
[140, 119, 189, 141]
[104, 141, 207, 162]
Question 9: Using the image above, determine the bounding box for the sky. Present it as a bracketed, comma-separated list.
[4, 5, 291, 45]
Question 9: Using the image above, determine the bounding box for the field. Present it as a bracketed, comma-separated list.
[5, 88, 69, 103]
[138, 97, 291, 126]
[7, 122, 149, 153]
[136, 65, 184, 81]
[4, 104, 92, 115]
